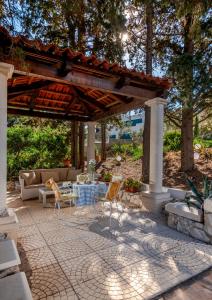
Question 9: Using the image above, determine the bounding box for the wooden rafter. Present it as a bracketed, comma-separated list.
[7, 108, 90, 121]
[74, 87, 108, 112]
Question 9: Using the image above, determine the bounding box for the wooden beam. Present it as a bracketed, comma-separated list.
[13, 60, 159, 99]
[7, 108, 90, 121]
[8, 80, 51, 95]
[93, 97, 146, 121]
[65, 97, 78, 115]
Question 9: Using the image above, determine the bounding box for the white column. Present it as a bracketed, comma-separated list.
[142, 97, 171, 213]
[0, 63, 14, 212]
[146, 97, 167, 193]
[87, 122, 96, 165]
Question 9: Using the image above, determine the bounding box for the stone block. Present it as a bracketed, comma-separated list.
[0, 209, 19, 244]
[204, 198, 212, 213]
[167, 210, 211, 244]
[190, 227, 210, 243]
[204, 212, 212, 236]
[142, 191, 172, 213]
[0, 239, 21, 271]
[165, 202, 203, 222]
[167, 188, 187, 200]
[0, 272, 32, 300]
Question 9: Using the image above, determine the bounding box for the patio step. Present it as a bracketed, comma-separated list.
[0, 239, 21, 271]
[0, 272, 32, 300]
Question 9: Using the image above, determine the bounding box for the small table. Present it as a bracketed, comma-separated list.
[73, 182, 107, 206]
[39, 187, 55, 207]
[39, 184, 73, 207]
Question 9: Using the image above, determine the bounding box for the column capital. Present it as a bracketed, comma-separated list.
[86, 121, 96, 126]
[145, 97, 168, 107]
[0, 63, 14, 79]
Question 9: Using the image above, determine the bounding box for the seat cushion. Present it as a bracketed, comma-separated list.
[25, 184, 45, 189]
[41, 171, 59, 184]
[67, 169, 81, 181]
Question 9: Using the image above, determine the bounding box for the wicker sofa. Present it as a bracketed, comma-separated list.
[19, 167, 81, 200]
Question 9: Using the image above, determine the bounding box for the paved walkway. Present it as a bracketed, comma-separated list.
[7, 192, 212, 300]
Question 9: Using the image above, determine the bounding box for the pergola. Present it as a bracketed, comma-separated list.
[0, 26, 171, 213]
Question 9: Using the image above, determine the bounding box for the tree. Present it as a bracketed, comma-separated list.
[0, 0, 126, 63]
[126, 0, 211, 172]
[155, 0, 211, 171]
[142, 0, 153, 183]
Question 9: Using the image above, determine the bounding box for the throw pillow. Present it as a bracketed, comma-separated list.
[41, 171, 59, 184]
[21, 172, 37, 186]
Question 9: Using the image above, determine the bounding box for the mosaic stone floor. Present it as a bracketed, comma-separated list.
[7, 192, 212, 300]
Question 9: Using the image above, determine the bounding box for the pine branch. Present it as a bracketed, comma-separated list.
[197, 113, 212, 124]
[165, 112, 181, 128]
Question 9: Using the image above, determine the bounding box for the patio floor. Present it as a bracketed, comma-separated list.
[7, 191, 212, 300]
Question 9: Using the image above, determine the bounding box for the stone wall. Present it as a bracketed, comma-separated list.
[167, 212, 211, 243]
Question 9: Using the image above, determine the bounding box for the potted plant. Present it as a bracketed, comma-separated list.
[100, 172, 112, 184]
[95, 149, 101, 162]
[124, 178, 141, 193]
[63, 156, 71, 167]
[63, 148, 71, 167]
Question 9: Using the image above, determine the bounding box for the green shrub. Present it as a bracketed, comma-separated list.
[164, 131, 181, 151]
[110, 143, 143, 160]
[131, 146, 143, 160]
[194, 138, 212, 148]
[7, 125, 71, 179]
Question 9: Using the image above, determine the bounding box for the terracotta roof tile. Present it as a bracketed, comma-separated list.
[0, 26, 171, 89]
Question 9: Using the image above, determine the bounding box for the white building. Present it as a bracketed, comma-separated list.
[108, 113, 145, 141]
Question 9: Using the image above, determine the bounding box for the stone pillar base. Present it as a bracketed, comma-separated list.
[0, 208, 19, 245]
[141, 191, 172, 213]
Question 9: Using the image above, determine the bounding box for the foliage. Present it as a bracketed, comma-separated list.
[164, 131, 212, 153]
[101, 172, 112, 182]
[124, 177, 141, 191]
[0, 0, 126, 63]
[7, 124, 71, 179]
[111, 143, 143, 161]
[185, 176, 212, 209]
[164, 131, 181, 152]
[125, 0, 211, 171]
[193, 138, 212, 149]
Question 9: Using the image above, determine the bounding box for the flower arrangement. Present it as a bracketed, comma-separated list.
[88, 159, 96, 172]
[124, 178, 141, 193]
[88, 159, 96, 181]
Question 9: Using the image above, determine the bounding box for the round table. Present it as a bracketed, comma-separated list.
[72, 182, 107, 206]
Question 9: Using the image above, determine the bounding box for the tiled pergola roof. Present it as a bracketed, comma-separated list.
[0, 26, 171, 121]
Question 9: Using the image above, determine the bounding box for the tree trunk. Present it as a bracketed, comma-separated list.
[101, 122, 106, 161]
[71, 121, 78, 168]
[181, 15, 194, 171]
[78, 122, 85, 171]
[142, 2, 153, 183]
[181, 107, 194, 171]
